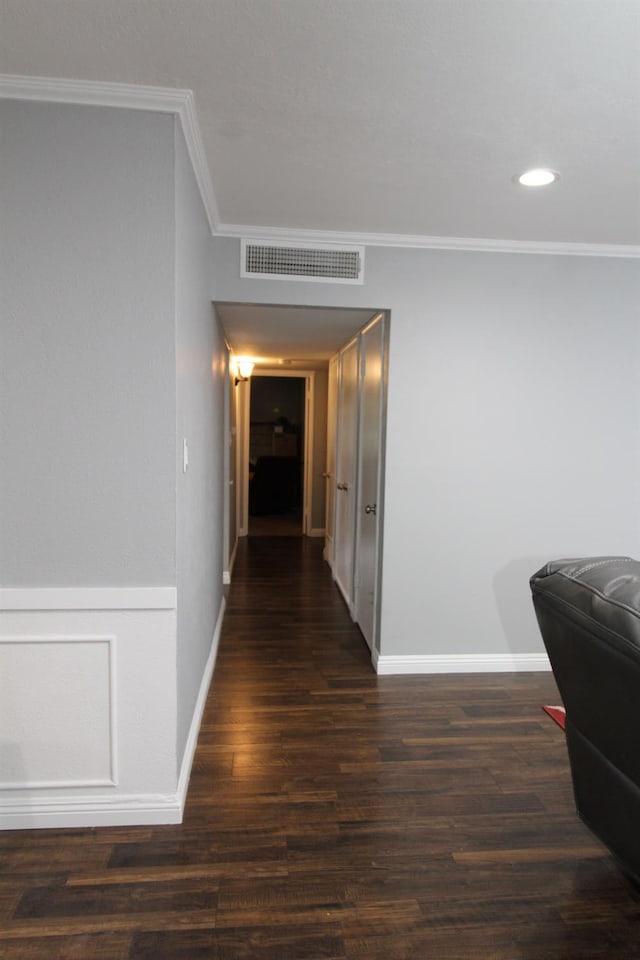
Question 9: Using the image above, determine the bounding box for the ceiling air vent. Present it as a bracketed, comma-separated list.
[241, 239, 364, 285]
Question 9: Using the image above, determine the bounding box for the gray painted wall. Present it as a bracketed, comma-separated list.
[0, 101, 176, 586]
[211, 238, 640, 659]
[174, 121, 226, 766]
[3, 94, 638, 682]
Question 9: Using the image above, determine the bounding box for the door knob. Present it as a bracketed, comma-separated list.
[364, 503, 377, 515]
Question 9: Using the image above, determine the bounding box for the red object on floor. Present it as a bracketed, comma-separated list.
[542, 705, 566, 730]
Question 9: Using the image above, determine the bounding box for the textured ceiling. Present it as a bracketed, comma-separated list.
[216, 305, 377, 365]
[2, 0, 639, 249]
[2, 0, 638, 363]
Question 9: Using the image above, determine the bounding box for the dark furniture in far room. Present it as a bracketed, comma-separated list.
[530, 556, 640, 886]
[249, 456, 300, 516]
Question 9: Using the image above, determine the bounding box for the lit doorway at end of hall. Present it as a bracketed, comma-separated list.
[249, 376, 305, 536]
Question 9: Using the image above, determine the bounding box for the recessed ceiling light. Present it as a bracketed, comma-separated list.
[516, 168, 559, 187]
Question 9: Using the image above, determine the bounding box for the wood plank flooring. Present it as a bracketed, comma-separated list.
[2, 537, 639, 958]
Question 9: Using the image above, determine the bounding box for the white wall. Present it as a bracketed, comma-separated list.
[174, 120, 227, 776]
[212, 239, 640, 669]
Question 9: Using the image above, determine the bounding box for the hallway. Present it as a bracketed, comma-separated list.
[1, 538, 638, 958]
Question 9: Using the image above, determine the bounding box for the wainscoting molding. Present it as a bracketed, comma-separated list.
[374, 651, 551, 675]
[0, 588, 178, 830]
[0, 586, 177, 611]
[0, 634, 116, 790]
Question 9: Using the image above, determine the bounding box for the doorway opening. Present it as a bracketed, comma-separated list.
[248, 374, 305, 536]
[218, 300, 388, 660]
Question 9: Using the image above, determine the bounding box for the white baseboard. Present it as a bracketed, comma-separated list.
[0, 634, 117, 789]
[333, 570, 351, 609]
[374, 652, 551, 675]
[223, 538, 239, 584]
[176, 596, 226, 812]
[0, 793, 182, 830]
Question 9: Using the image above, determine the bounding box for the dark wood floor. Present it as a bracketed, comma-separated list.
[248, 512, 302, 536]
[2, 538, 639, 959]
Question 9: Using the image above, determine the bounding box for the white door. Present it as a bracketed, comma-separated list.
[324, 353, 339, 567]
[333, 336, 359, 609]
[354, 314, 385, 650]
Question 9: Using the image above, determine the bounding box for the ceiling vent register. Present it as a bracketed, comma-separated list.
[241, 240, 364, 284]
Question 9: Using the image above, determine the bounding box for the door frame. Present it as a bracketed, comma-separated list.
[238, 369, 316, 537]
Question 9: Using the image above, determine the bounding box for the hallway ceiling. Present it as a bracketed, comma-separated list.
[2, 0, 639, 252]
[216, 304, 377, 367]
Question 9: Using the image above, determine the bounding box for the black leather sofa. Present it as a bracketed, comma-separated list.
[530, 556, 640, 884]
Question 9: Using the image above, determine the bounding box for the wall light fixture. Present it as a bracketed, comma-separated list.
[234, 357, 255, 385]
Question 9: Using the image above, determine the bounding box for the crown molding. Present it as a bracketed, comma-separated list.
[0, 73, 219, 234]
[3, 74, 638, 259]
[216, 222, 640, 259]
